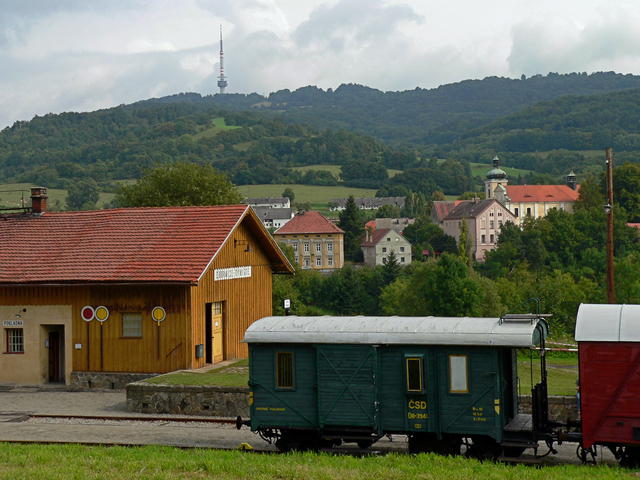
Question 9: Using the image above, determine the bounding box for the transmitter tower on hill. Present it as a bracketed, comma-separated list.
[217, 25, 228, 94]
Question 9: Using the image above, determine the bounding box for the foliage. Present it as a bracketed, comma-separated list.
[115, 162, 242, 207]
[380, 254, 485, 316]
[402, 217, 457, 259]
[338, 196, 364, 262]
[65, 178, 99, 211]
[281, 187, 295, 203]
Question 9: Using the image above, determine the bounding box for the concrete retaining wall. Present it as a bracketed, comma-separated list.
[127, 381, 578, 422]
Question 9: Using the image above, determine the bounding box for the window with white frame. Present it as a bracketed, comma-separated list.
[292, 243, 298, 252]
[122, 313, 142, 337]
[316, 257, 322, 267]
[448, 354, 469, 393]
[304, 242, 310, 253]
[327, 256, 333, 266]
[327, 242, 333, 252]
[6, 329, 24, 353]
[304, 257, 310, 267]
[316, 243, 321, 253]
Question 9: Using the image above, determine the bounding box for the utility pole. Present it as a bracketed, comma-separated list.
[605, 147, 616, 304]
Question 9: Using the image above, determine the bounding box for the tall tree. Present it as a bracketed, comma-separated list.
[115, 162, 242, 207]
[66, 178, 99, 211]
[338, 196, 364, 262]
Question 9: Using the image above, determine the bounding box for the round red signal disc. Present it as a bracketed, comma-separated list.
[81, 306, 95, 322]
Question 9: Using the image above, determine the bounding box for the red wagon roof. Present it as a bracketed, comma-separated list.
[0, 205, 293, 285]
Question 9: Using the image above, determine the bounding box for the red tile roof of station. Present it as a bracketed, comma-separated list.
[274, 211, 344, 235]
[0, 205, 291, 285]
[506, 185, 580, 203]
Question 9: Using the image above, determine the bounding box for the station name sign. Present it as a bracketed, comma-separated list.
[2, 320, 24, 327]
[214, 266, 252, 281]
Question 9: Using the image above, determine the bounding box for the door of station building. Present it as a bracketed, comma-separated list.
[205, 302, 224, 364]
[47, 327, 64, 383]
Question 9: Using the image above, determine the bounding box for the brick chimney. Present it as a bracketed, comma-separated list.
[30, 187, 48, 215]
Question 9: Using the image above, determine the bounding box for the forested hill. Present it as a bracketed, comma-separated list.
[159, 72, 640, 145]
[455, 88, 640, 154]
[0, 101, 417, 190]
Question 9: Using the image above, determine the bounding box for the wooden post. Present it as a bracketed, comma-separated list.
[605, 147, 616, 304]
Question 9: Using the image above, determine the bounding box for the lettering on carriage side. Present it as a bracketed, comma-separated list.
[408, 400, 428, 410]
[255, 407, 287, 412]
[408, 400, 429, 420]
[472, 406, 487, 422]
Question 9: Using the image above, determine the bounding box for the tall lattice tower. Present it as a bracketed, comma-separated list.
[217, 25, 228, 94]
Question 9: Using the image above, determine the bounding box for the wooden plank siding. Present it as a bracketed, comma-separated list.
[0, 285, 190, 373]
[189, 219, 274, 368]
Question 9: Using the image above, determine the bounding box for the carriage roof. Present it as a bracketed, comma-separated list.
[576, 304, 640, 342]
[243, 315, 548, 347]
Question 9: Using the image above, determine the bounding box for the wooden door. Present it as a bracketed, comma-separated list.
[48, 331, 61, 382]
[211, 302, 224, 363]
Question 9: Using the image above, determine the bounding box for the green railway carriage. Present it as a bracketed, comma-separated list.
[243, 314, 549, 454]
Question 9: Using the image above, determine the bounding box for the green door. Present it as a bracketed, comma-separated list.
[316, 345, 379, 430]
[437, 349, 501, 441]
[403, 353, 434, 433]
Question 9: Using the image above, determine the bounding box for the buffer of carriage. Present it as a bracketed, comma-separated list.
[242, 314, 552, 455]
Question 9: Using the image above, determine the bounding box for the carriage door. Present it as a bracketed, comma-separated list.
[404, 354, 431, 432]
[316, 345, 379, 431]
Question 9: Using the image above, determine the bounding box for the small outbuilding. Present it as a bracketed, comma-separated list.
[0, 188, 293, 387]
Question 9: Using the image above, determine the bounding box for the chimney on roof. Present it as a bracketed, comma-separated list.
[30, 187, 47, 215]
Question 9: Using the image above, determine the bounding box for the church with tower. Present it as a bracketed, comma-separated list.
[484, 156, 580, 225]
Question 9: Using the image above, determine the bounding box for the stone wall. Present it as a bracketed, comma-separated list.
[518, 395, 579, 422]
[72, 371, 159, 390]
[126, 382, 250, 417]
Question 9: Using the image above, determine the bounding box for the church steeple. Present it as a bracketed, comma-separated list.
[485, 155, 508, 199]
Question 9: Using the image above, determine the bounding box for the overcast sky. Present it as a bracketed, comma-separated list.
[2, 0, 640, 128]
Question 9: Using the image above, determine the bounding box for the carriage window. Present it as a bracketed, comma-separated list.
[276, 352, 294, 389]
[449, 355, 469, 393]
[406, 356, 424, 392]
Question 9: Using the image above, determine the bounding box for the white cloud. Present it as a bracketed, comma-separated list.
[1, 0, 640, 127]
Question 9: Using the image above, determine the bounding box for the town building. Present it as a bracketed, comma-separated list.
[442, 198, 517, 261]
[329, 196, 405, 211]
[250, 206, 294, 230]
[0, 188, 293, 387]
[273, 211, 344, 271]
[431, 200, 465, 226]
[364, 217, 415, 234]
[361, 228, 412, 267]
[484, 156, 580, 224]
[245, 197, 291, 209]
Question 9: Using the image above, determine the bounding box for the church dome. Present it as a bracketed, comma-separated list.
[486, 155, 507, 180]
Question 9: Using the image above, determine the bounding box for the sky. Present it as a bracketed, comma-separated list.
[2, 0, 640, 128]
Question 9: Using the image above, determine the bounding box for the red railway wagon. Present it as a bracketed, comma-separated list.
[576, 304, 640, 465]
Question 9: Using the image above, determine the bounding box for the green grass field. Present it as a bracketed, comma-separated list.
[0, 183, 114, 211]
[517, 353, 578, 396]
[145, 360, 248, 387]
[290, 164, 402, 178]
[470, 163, 533, 178]
[192, 117, 242, 139]
[238, 184, 377, 203]
[0, 444, 627, 480]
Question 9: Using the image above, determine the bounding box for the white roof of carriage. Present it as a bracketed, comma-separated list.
[243, 315, 547, 347]
[575, 304, 640, 342]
